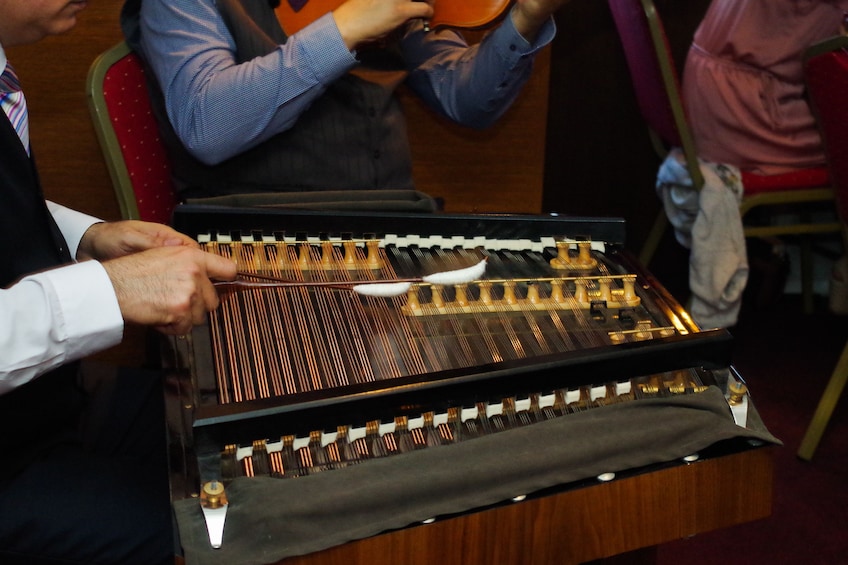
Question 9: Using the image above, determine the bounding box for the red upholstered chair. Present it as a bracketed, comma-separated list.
[87, 41, 178, 224]
[607, 0, 841, 312]
[797, 35, 848, 461]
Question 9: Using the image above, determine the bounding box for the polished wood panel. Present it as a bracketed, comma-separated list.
[274, 448, 773, 565]
[401, 32, 550, 215]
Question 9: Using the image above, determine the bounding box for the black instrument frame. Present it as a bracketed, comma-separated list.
[168, 205, 734, 488]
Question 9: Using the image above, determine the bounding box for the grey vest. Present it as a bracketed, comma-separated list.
[133, 0, 416, 198]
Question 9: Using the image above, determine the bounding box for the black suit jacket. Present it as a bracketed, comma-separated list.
[0, 112, 84, 480]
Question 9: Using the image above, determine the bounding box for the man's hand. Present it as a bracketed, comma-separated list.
[512, 0, 570, 42]
[333, 0, 433, 50]
[101, 245, 237, 336]
[77, 220, 198, 262]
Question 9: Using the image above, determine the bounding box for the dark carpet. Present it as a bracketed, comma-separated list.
[650, 243, 848, 564]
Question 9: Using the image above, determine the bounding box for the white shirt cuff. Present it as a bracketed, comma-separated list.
[41, 260, 124, 360]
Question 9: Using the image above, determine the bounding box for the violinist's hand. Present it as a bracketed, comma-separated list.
[334, 0, 433, 50]
[512, 0, 571, 42]
[77, 220, 197, 262]
[102, 246, 237, 336]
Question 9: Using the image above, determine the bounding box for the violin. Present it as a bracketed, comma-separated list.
[275, 0, 513, 36]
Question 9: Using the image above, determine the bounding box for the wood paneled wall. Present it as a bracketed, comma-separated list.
[401, 42, 550, 215]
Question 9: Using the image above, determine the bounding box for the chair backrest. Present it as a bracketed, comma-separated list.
[86, 41, 177, 224]
[606, 0, 704, 189]
[804, 36, 848, 223]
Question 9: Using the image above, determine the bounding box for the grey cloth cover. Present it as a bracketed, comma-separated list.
[185, 189, 439, 213]
[174, 386, 779, 565]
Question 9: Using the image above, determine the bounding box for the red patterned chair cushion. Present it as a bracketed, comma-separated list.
[806, 46, 848, 222]
[101, 53, 177, 224]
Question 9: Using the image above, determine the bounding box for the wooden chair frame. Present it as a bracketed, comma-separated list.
[87, 41, 178, 224]
[87, 41, 143, 220]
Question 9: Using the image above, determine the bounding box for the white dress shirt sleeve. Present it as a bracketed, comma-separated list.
[139, 0, 356, 165]
[45, 200, 103, 259]
[0, 204, 124, 395]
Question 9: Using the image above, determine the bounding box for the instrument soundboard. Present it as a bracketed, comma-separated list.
[165, 206, 735, 494]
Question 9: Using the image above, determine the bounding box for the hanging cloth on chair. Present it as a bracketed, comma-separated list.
[656, 148, 749, 329]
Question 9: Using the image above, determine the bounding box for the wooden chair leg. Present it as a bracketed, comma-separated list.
[799, 235, 815, 314]
[798, 340, 848, 460]
[639, 210, 668, 267]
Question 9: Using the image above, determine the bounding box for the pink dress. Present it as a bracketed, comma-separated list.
[683, 0, 848, 175]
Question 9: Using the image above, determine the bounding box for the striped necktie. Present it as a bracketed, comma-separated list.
[0, 63, 30, 155]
